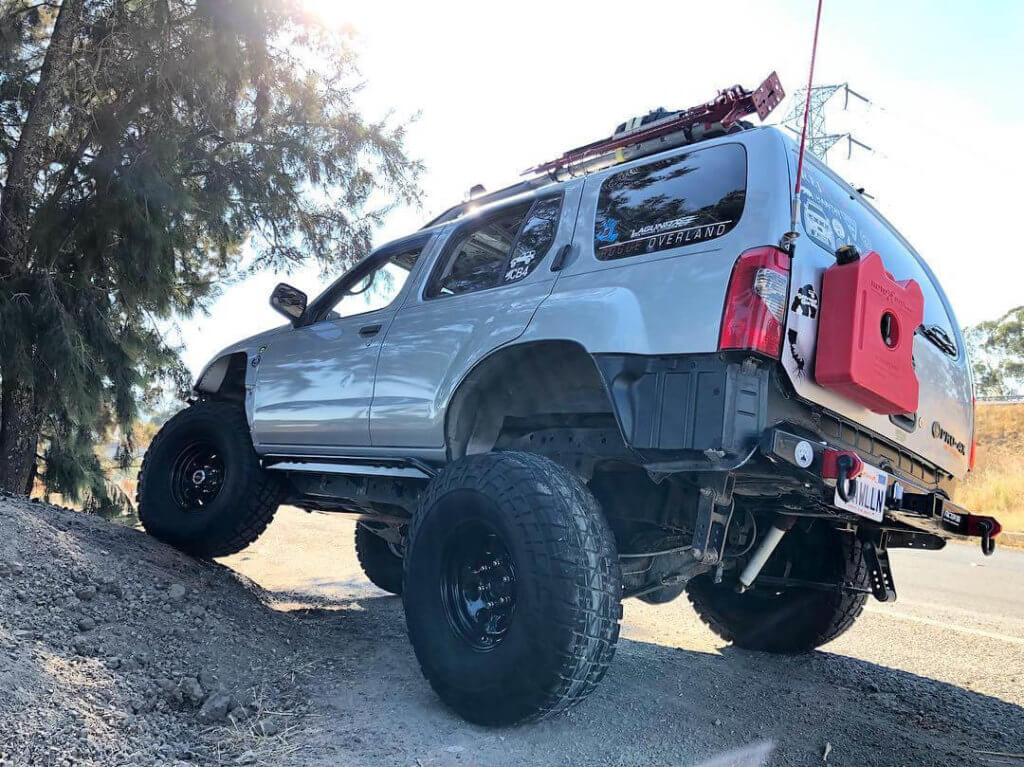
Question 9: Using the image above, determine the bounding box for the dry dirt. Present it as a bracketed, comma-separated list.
[2, 496, 1022, 766]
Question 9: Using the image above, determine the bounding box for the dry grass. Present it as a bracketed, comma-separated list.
[953, 404, 1024, 532]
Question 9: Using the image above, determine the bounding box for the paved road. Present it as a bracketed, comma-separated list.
[894, 540, 1024, 617]
[223, 510, 1024, 767]
[882, 542, 1024, 647]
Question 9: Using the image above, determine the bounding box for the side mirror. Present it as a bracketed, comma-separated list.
[270, 283, 307, 325]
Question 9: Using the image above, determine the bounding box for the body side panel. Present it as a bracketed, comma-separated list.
[370, 180, 585, 448]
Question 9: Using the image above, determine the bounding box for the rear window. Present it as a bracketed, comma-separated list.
[593, 143, 746, 260]
[798, 162, 957, 343]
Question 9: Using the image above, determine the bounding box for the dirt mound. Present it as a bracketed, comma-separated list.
[0, 493, 310, 766]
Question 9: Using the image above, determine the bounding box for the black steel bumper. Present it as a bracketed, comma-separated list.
[763, 427, 1002, 555]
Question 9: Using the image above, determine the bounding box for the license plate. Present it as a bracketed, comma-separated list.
[834, 462, 889, 522]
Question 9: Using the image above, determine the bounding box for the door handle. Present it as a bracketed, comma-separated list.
[550, 243, 573, 272]
[359, 323, 382, 337]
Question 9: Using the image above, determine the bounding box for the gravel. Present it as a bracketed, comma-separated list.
[3, 495, 1021, 767]
[0, 494, 309, 766]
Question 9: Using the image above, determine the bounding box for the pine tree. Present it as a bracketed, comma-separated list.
[0, 0, 420, 496]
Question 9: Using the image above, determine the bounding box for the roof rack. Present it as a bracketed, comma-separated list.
[522, 72, 784, 180]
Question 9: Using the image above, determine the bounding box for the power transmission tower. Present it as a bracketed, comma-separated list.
[782, 83, 873, 162]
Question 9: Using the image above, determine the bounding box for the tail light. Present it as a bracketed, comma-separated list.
[718, 246, 791, 358]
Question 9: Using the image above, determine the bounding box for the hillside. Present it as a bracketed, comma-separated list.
[954, 403, 1024, 532]
[0, 492, 313, 766]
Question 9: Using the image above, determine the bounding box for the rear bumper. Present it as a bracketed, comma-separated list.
[763, 427, 1001, 554]
[592, 353, 998, 550]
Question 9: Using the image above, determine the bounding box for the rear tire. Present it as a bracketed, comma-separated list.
[354, 523, 404, 595]
[137, 400, 282, 558]
[403, 451, 622, 726]
[687, 522, 868, 653]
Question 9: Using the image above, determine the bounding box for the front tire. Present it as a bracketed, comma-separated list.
[687, 522, 868, 653]
[403, 451, 622, 726]
[354, 522, 404, 595]
[137, 400, 282, 558]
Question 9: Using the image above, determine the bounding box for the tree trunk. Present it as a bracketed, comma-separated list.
[0, 0, 87, 494]
[0, 0, 87, 276]
[0, 373, 43, 495]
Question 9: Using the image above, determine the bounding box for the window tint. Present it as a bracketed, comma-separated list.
[798, 161, 957, 343]
[327, 246, 421, 320]
[427, 195, 562, 298]
[593, 143, 746, 260]
[503, 197, 561, 283]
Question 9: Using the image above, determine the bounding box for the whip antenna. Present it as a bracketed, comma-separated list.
[785, 0, 825, 249]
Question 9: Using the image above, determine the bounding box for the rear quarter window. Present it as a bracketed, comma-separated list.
[593, 143, 746, 260]
[798, 162, 958, 345]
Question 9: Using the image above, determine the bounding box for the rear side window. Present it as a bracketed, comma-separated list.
[426, 195, 562, 298]
[503, 196, 561, 282]
[798, 162, 957, 344]
[593, 143, 746, 260]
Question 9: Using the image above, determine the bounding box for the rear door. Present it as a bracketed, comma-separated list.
[371, 182, 583, 448]
[782, 155, 973, 477]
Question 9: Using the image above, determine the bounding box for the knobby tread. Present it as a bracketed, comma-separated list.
[403, 451, 622, 726]
[687, 529, 868, 653]
[354, 523, 404, 595]
[137, 400, 282, 558]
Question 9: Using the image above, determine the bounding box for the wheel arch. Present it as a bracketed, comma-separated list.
[194, 351, 248, 402]
[444, 339, 622, 460]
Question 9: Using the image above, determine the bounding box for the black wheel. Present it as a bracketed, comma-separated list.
[137, 400, 282, 558]
[403, 451, 622, 726]
[354, 522, 404, 595]
[687, 521, 868, 653]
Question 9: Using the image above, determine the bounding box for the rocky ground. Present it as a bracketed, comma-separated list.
[2, 495, 1022, 766]
[0, 493, 311, 766]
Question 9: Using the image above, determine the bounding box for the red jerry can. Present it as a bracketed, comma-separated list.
[814, 250, 924, 415]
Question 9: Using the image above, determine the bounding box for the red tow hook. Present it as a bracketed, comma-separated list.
[821, 449, 864, 502]
[942, 507, 1002, 556]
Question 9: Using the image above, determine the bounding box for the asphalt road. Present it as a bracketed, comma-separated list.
[223, 510, 1024, 767]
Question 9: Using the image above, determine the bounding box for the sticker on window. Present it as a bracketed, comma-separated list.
[593, 143, 747, 260]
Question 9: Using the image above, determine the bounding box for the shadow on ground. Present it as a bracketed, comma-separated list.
[266, 588, 1024, 767]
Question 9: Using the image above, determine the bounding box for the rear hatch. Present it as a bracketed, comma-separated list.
[780, 155, 973, 479]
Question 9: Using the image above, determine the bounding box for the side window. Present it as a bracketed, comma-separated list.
[503, 197, 561, 283]
[327, 246, 422, 320]
[797, 162, 958, 346]
[593, 143, 747, 260]
[426, 195, 562, 298]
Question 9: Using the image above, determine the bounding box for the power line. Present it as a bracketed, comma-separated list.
[782, 83, 874, 162]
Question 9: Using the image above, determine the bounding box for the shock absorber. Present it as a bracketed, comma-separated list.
[736, 515, 797, 592]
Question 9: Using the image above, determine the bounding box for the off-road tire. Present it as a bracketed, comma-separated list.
[137, 399, 282, 558]
[687, 523, 868, 653]
[354, 523, 404, 595]
[403, 451, 622, 726]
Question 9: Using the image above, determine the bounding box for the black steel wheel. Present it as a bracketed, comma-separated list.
[403, 451, 622, 726]
[138, 400, 282, 558]
[169, 441, 225, 511]
[439, 517, 517, 651]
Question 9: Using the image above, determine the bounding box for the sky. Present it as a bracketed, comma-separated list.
[177, 0, 1024, 376]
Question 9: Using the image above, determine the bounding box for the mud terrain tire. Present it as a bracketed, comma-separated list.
[403, 451, 622, 726]
[354, 523, 404, 595]
[687, 523, 868, 653]
[137, 400, 282, 558]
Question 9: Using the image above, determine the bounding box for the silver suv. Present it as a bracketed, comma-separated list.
[138, 108, 1001, 726]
